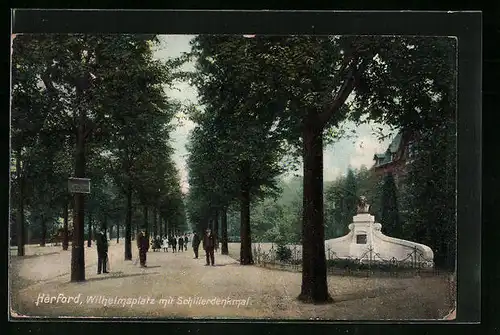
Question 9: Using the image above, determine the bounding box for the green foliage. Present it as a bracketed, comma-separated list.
[185, 36, 291, 234]
[276, 244, 293, 262]
[11, 34, 187, 247]
[380, 173, 402, 237]
[400, 119, 456, 270]
[325, 259, 415, 272]
[324, 168, 361, 238]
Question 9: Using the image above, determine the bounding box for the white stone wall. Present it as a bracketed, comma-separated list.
[250, 213, 434, 267]
[325, 213, 434, 266]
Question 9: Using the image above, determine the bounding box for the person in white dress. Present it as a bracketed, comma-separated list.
[162, 235, 169, 252]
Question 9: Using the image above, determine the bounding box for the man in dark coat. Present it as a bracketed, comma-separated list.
[203, 228, 216, 266]
[184, 234, 189, 251]
[192, 231, 201, 259]
[137, 230, 149, 267]
[96, 229, 109, 274]
[171, 235, 177, 252]
[178, 235, 184, 252]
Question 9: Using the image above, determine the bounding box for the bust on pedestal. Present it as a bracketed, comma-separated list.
[325, 195, 434, 267]
[357, 195, 371, 214]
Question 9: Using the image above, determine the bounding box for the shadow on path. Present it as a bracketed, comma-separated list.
[333, 287, 407, 303]
[67, 272, 160, 284]
[10, 252, 60, 260]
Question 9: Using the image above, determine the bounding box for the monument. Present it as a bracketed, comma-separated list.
[324, 196, 434, 267]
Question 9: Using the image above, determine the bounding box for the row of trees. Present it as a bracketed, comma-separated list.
[184, 34, 456, 303]
[11, 34, 187, 281]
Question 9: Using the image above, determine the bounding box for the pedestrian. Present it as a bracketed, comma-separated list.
[162, 235, 168, 252]
[137, 230, 149, 267]
[96, 229, 109, 274]
[184, 233, 189, 251]
[171, 234, 177, 252]
[192, 231, 201, 259]
[153, 235, 161, 252]
[178, 235, 184, 252]
[203, 228, 216, 266]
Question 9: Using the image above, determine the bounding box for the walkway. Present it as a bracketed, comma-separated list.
[10, 242, 453, 320]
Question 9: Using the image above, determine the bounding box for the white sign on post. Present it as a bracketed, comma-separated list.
[68, 177, 91, 194]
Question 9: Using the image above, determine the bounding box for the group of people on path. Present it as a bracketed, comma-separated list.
[151, 234, 189, 253]
[136, 228, 219, 267]
[189, 228, 217, 266]
[94, 228, 220, 273]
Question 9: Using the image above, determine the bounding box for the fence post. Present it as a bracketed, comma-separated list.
[368, 246, 373, 276]
[413, 246, 417, 270]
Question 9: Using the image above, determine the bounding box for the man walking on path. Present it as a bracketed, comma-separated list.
[96, 229, 109, 274]
[172, 235, 178, 252]
[192, 231, 201, 259]
[203, 228, 216, 266]
[137, 230, 149, 267]
[178, 235, 184, 252]
[184, 234, 189, 251]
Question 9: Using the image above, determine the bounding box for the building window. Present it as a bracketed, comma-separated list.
[356, 234, 367, 244]
[408, 142, 418, 158]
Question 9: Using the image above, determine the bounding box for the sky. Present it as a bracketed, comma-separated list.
[153, 35, 394, 193]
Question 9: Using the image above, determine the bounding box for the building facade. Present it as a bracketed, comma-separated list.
[371, 131, 417, 186]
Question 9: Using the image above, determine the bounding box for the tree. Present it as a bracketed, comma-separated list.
[380, 172, 401, 237]
[187, 36, 291, 265]
[400, 120, 456, 269]
[11, 35, 59, 255]
[11, 34, 183, 281]
[343, 168, 359, 228]
[184, 35, 456, 302]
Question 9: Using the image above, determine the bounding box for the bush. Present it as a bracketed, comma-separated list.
[325, 258, 417, 272]
[276, 244, 292, 262]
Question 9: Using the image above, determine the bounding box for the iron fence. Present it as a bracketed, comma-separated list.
[252, 243, 441, 277]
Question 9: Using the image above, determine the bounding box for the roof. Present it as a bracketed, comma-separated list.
[388, 132, 403, 153]
[372, 132, 404, 168]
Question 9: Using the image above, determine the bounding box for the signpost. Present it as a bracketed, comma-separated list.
[68, 177, 91, 194]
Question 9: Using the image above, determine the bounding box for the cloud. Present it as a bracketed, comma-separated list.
[324, 166, 342, 181]
[349, 135, 387, 169]
[154, 35, 198, 193]
[154, 35, 396, 191]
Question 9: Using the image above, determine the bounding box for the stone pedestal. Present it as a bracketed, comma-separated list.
[325, 201, 434, 267]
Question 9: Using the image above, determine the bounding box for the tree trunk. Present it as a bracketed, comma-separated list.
[40, 216, 46, 247]
[144, 206, 149, 240]
[62, 200, 69, 250]
[16, 152, 25, 256]
[109, 221, 113, 240]
[124, 182, 132, 259]
[70, 126, 86, 282]
[159, 214, 163, 237]
[92, 214, 97, 239]
[298, 124, 332, 303]
[214, 209, 219, 245]
[116, 223, 120, 243]
[240, 161, 253, 265]
[153, 207, 158, 237]
[87, 210, 92, 247]
[221, 207, 229, 255]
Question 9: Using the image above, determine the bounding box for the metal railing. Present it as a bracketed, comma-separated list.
[252, 243, 439, 277]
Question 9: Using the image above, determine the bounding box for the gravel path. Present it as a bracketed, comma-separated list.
[10, 242, 454, 320]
